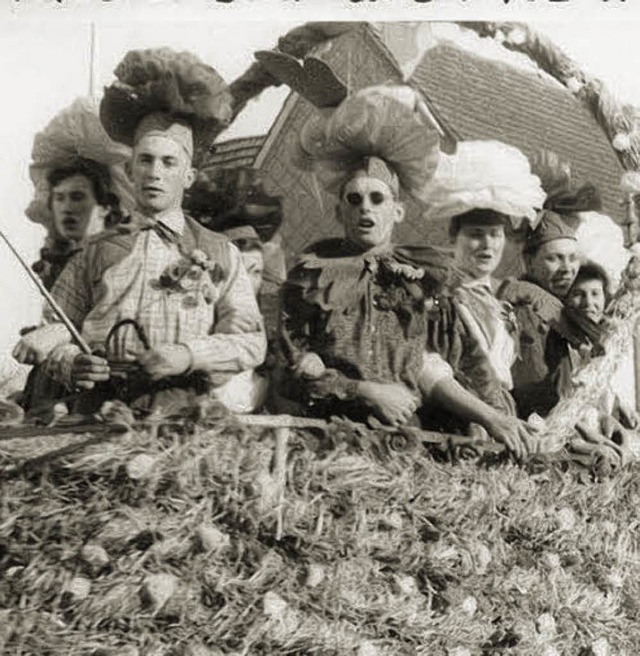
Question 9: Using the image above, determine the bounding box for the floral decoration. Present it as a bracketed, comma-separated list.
[154, 248, 225, 308]
[370, 255, 430, 336]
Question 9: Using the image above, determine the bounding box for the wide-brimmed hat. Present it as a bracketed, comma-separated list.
[26, 96, 134, 232]
[421, 140, 546, 229]
[100, 48, 233, 165]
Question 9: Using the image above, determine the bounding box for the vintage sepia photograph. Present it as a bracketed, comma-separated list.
[2, 8, 640, 654]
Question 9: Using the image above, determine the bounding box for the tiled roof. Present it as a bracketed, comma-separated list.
[201, 135, 267, 171]
[410, 42, 626, 224]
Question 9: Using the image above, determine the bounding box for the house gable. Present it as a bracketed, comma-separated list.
[411, 41, 626, 225]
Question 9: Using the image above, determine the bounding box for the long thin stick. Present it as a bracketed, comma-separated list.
[0, 228, 92, 354]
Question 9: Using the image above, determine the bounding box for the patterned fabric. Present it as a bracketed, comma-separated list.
[42, 210, 266, 387]
[278, 238, 453, 420]
[424, 293, 517, 418]
[452, 279, 517, 390]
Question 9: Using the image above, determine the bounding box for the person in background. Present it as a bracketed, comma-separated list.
[501, 181, 600, 419]
[566, 262, 609, 324]
[182, 167, 285, 413]
[11, 98, 133, 417]
[546, 262, 638, 430]
[32, 160, 124, 291]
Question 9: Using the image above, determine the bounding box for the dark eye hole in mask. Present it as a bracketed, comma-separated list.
[345, 191, 387, 207]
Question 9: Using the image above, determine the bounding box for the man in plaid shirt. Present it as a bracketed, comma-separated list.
[40, 53, 265, 414]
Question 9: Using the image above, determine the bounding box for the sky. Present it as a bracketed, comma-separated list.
[1, 10, 640, 355]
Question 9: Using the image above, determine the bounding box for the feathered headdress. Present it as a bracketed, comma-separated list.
[529, 149, 601, 214]
[293, 84, 440, 199]
[26, 96, 134, 232]
[420, 140, 546, 227]
[100, 48, 233, 164]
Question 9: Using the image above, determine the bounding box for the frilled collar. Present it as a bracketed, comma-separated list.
[290, 238, 458, 314]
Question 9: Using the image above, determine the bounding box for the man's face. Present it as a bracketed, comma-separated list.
[567, 278, 606, 323]
[241, 249, 264, 297]
[51, 174, 98, 241]
[454, 223, 506, 279]
[526, 238, 579, 298]
[337, 176, 404, 250]
[130, 135, 195, 214]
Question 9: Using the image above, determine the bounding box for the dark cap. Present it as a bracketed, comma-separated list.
[524, 209, 577, 254]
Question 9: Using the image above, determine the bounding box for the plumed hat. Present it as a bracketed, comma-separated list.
[530, 149, 602, 214]
[420, 140, 545, 228]
[293, 84, 440, 200]
[26, 96, 134, 231]
[100, 48, 233, 165]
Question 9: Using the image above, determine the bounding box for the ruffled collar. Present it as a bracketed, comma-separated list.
[291, 239, 458, 341]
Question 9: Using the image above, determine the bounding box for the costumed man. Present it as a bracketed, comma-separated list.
[38, 48, 266, 416]
[9, 97, 134, 416]
[522, 210, 580, 300]
[277, 87, 536, 458]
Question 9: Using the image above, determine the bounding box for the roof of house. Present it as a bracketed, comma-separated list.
[202, 26, 627, 262]
[411, 41, 626, 224]
[203, 135, 267, 171]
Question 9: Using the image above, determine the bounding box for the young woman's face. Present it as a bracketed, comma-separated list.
[51, 174, 98, 241]
[566, 278, 606, 323]
[454, 223, 506, 279]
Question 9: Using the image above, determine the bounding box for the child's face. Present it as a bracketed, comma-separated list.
[566, 278, 606, 323]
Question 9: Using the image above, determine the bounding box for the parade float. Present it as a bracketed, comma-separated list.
[2, 21, 640, 655]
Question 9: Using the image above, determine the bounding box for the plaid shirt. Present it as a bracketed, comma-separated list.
[43, 210, 266, 386]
